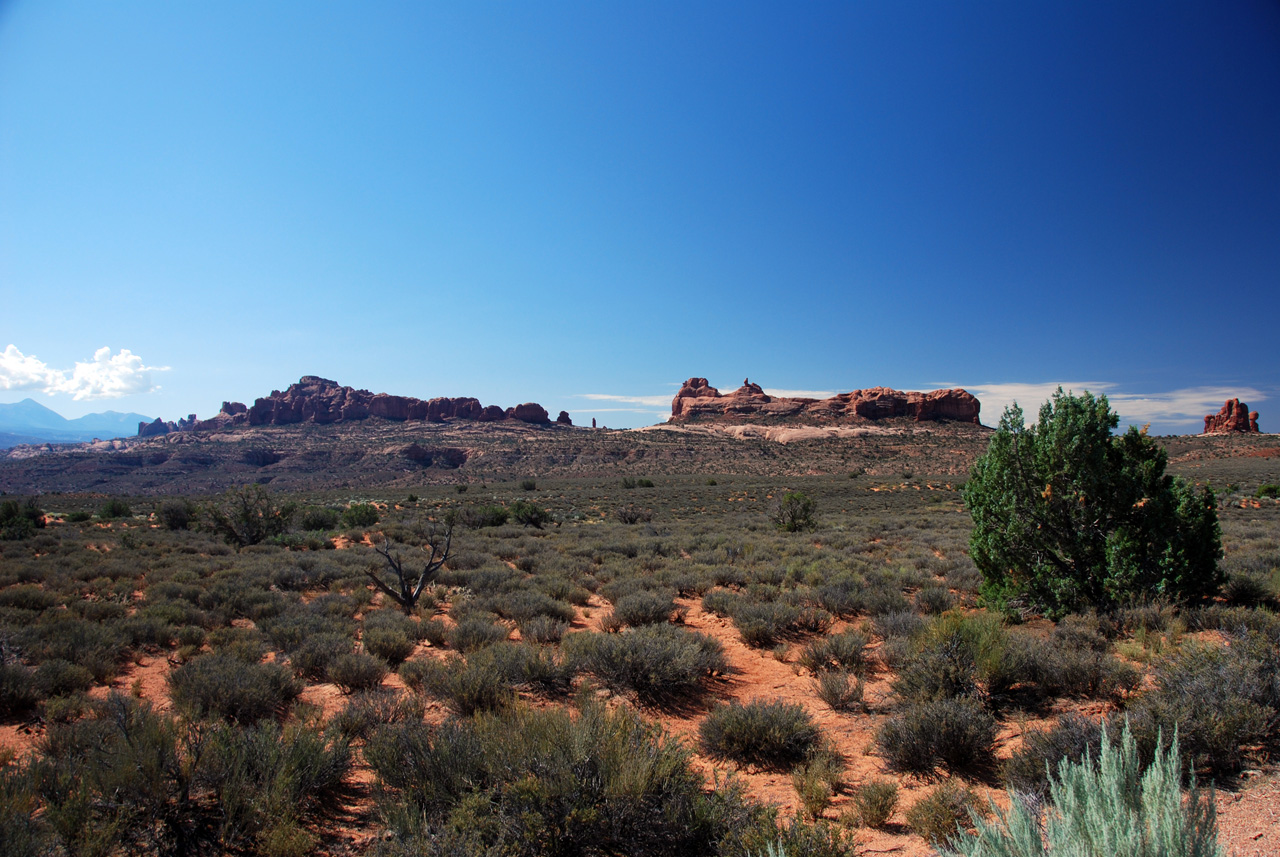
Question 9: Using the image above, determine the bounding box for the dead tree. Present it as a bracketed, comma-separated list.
[367, 523, 453, 614]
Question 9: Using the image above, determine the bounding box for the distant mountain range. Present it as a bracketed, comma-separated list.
[0, 399, 153, 448]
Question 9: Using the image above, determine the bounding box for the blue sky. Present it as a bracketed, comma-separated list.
[2, 1, 1277, 432]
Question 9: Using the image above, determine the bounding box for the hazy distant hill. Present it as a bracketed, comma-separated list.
[0, 399, 153, 448]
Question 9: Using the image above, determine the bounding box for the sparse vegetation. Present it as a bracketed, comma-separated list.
[448, 616, 510, 651]
[612, 589, 675, 626]
[1004, 713, 1111, 795]
[363, 698, 831, 857]
[793, 755, 843, 820]
[0, 437, 1260, 856]
[1127, 638, 1279, 777]
[459, 503, 509, 528]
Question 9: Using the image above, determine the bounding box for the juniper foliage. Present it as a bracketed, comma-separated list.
[964, 390, 1222, 617]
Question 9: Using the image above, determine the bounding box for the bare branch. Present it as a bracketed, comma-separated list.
[367, 524, 453, 614]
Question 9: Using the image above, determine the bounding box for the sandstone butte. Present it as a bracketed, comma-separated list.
[669, 377, 982, 424]
[1204, 398, 1261, 434]
[138, 376, 555, 437]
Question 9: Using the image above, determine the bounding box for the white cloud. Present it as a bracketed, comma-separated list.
[56, 347, 169, 400]
[578, 389, 842, 407]
[964, 382, 1267, 431]
[1105, 386, 1266, 426]
[575, 393, 672, 408]
[963, 381, 1107, 425]
[0, 345, 168, 400]
[763, 388, 838, 399]
[0, 345, 62, 391]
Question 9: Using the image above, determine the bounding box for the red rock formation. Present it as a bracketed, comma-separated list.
[506, 403, 550, 424]
[246, 377, 368, 425]
[673, 378, 720, 410]
[425, 397, 484, 422]
[192, 405, 249, 432]
[369, 394, 412, 420]
[148, 377, 556, 435]
[1204, 399, 1260, 434]
[137, 413, 199, 437]
[239, 377, 563, 428]
[671, 376, 981, 425]
[911, 389, 984, 423]
[556, 410, 572, 425]
[137, 417, 170, 438]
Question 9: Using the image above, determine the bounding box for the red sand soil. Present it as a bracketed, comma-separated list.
[665, 597, 954, 856]
[1218, 775, 1280, 857]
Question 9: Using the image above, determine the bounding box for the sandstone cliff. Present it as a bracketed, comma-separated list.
[1204, 398, 1260, 434]
[138, 376, 559, 436]
[670, 377, 981, 425]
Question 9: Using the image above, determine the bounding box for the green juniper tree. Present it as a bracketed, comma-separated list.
[205, 485, 296, 549]
[0, 497, 44, 540]
[771, 491, 817, 532]
[963, 389, 1221, 617]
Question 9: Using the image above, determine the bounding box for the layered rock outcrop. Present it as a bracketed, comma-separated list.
[1204, 399, 1260, 434]
[670, 377, 981, 425]
[138, 376, 565, 436]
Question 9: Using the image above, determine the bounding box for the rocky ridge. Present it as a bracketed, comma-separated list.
[1204, 398, 1260, 434]
[139, 376, 554, 437]
[670, 377, 981, 425]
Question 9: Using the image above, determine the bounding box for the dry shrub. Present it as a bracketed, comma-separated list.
[565, 624, 726, 702]
[813, 670, 865, 713]
[875, 696, 996, 777]
[699, 699, 822, 770]
[845, 779, 898, 829]
[905, 779, 986, 846]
